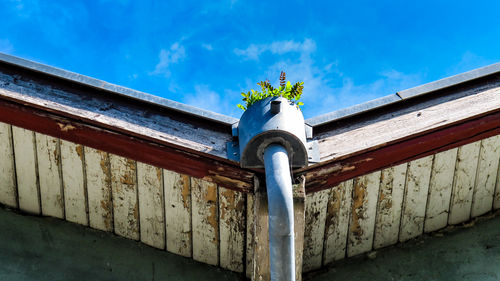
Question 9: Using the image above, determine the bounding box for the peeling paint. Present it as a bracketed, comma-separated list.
[351, 178, 367, 240]
[180, 175, 190, 209]
[57, 123, 75, 132]
[75, 145, 84, 161]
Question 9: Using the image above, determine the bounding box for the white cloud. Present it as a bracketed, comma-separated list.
[201, 43, 213, 51]
[183, 85, 229, 114]
[0, 39, 14, 53]
[151, 42, 186, 77]
[447, 51, 493, 76]
[252, 40, 422, 117]
[234, 39, 316, 60]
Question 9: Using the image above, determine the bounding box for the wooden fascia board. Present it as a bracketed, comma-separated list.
[300, 108, 500, 193]
[0, 98, 254, 193]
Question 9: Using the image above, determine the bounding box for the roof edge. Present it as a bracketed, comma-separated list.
[0, 53, 238, 126]
[305, 94, 401, 126]
[306, 61, 500, 127]
[397, 62, 500, 99]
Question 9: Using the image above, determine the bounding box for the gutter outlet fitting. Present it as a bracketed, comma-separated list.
[237, 96, 309, 281]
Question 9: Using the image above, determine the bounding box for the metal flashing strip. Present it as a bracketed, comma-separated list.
[306, 62, 500, 127]
[397, 62, 500, 99]
[305, 94, 401, 126]
[0, 52, 238, 126]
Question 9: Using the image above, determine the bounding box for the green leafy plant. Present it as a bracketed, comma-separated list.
[237, 71, 304, 110]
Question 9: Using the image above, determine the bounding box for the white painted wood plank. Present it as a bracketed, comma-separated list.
[164, 170, 192, 257]
[110, 155, 139, 240]
[12, 126, 40, 214]
[471, 135, 500, 217]
[323, 179, 353, 264]
[495, 156, 500, 210]
[0, 122, 16, 208]
[245, 193, 254, 279]
[347, 171, 380, 257]
[191, 177, 219, 266]
[219, 187, 245, 272]
[61, 140, 88, 225]
[424, 149, 458, 232]
[303, 189, 330, 271]
[35, 133, 64, 219]
[137, 162, 165, 249]
[449, 141, 481, 224]
[85, 147, 113, 232]
[400, 155, 433, 242]
[373, 163, 407, 248]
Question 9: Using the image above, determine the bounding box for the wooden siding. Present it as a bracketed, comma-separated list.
[1, 122, 499, 275]
[302, 135, 500, 272]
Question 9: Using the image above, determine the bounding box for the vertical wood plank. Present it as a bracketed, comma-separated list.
[471, 135, 500, 217]
[495, 156, 500, 210]
[252, 177, 270, 281]
[61, 140, 88, 225]
[164, 171, 192, 257]
[347, 171, 380, 257]
[12, 126, 40, 214]
[373, 163, 407, 248]
[323, 179, 353, 264]
[219, 187, 245, 272]
[449, 141, 481, 224]
[245, 193, 255, 280]
[293, 180, 306, 281]
[400, 155, 433, 242]
[424, 149, 458, 232]
[137, 162, 165, 249]
[36, 133, 64, 218]
[110, 155, 139, 240]
[303, 189, 330, 271]
[0, 123, 17, 208]
[85, 147, 113, 232]
[191, 178, 219, 266]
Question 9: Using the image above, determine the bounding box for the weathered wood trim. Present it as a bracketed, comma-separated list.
[293, 177, 306, 281]
[164, 170, 192, 257]
[137, 162, 166, 249]
[36, 133, 64, 219]
[219, 187, 246, 272]
[0, 122, 17, 208]
[301, 110, 500, 193]
[471, 135, 500, 217]
[303, 189, 329, 271]
[12, 126, 40, 214]
[424, 149, 457, 233]
[373, 164, 406, 248]
[110, 155, 140, 240]
[323, 179, 353, 263]
[399, 156, 433, 242]
[191, 178, 219, 266]
[0, 98, 254, 193]
[347, 171, 380, 257]
[85, 147, 113, 232]
[448, 142, 480, 224]
[61, 140, 88, 225]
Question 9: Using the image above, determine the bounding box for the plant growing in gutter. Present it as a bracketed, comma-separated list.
[237, 71, 304, 110]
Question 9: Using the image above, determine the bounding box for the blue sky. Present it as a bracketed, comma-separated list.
[1, 0, 499, 118]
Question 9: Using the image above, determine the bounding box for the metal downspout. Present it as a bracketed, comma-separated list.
[230, 96, 317, 281]
[264, 144, 295, 281]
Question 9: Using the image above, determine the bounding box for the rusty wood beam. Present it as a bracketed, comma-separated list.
[301, 109, 500, 193]
[0, 98, 254, 192]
